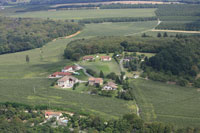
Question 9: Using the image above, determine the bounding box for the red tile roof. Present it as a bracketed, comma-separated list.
[63, 65, 77, 70]
[45, 111, 62, 116]
[51, 72, 72, 77]
[83, 56, 94, 60]
[101, 56, 111, 60]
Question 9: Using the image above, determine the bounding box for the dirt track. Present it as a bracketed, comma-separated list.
[152, 29, 200, 34]
[52, 31, 81, 42]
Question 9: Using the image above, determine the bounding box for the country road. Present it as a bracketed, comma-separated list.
[74, 63, 93, 77]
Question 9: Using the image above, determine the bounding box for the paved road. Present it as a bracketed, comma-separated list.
[119, 59, 124, 72]
[74, 63, 93, 77]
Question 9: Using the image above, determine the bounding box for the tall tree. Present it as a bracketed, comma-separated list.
[99, 70, 104, 78]
[26, 55, 30, 64]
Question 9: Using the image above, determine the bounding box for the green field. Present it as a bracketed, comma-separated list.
[1, 7, 200, 128]
[79, 54, 121, 75]
[77, 21, 158, 37]
[8, 8, 156, 20]
[131, 79, 200, 128]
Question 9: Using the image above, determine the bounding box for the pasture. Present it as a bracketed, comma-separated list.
[131, 79, 200, 128]
[8, 8, 156, 20]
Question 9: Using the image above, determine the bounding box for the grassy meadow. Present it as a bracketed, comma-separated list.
[79, 54, 121, 75]
[131, 79, 200, 128]
[8, 8, 156, 20]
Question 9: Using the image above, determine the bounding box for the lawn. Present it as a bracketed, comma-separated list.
[8, 8, 156, 20]
[130, 79, 200, 128]
[79, 54, 121, 75]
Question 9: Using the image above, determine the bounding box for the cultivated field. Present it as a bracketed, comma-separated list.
[77, 21, 158, 37]
[131, 79, 200, 128]
[9, 8, 156, 20]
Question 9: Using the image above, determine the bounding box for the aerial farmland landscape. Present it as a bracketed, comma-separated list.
[0, 0, 200, 132]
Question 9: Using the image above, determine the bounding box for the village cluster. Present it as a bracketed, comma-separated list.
[48, 55, 118, 91]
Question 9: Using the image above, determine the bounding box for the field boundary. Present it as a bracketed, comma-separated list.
[152, 29, 200, 34]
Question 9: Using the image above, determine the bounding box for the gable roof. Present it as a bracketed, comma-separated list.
[45, 111, 62, 116]
[63, 65, 77, 70]
[101, 56, 111, 60]
[89, 77, 103, 84]
[52, 72, 72, 76]
[83, 56, 94, 60]
[107, 82, 118, 88]
[58, 76, 78, 82]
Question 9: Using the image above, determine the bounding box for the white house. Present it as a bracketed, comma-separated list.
[57, 76, 78, 88]
[45, 111, 62, 120]
[100, 56, 112, 61]
[62, 65, 81, 73]
[102, 82, 118, 90]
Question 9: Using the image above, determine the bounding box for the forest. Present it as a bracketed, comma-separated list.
[143, 36, 200, 86]
[0, 17, 82, 55]
[64, 36, 175, 61]
[1, 102, 200, 133]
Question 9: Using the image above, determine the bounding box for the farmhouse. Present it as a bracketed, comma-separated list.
[57, 76, 78, 88]
[49, 72, 72, 78]
[88, 77, 103, 86]
[62, 65, 80, 72]
[45, 111, 62, 120]
[123, 56, 137, 62]
[83, 56, 95, 61]
[102, 82, 118, 90]
[100, 56, 111, 61]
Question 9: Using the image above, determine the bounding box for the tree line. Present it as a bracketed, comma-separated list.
[0, 17, 82, 55]
[78, 17, 157, 24]
[64, 36, 174, 61]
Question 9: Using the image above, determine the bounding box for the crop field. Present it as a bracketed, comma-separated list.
[131, 79, 200, 128]
[77, 21, 158, 37]
[8, 8, 156, 20]
[0, 78, 135, 119]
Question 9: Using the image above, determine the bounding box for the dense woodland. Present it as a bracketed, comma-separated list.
[64, 36, 174, 61]
[1, 102, 200, 133]
[0, 17, 82, 54]
[143, 36, 200, 86]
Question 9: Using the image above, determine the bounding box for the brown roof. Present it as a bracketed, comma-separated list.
[89, 77, 103, 84]
[83, 56, 94, 60]
[51, 72, 72, 77]
[107, 82, 117, 88]
[58, 76, 78, 82]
